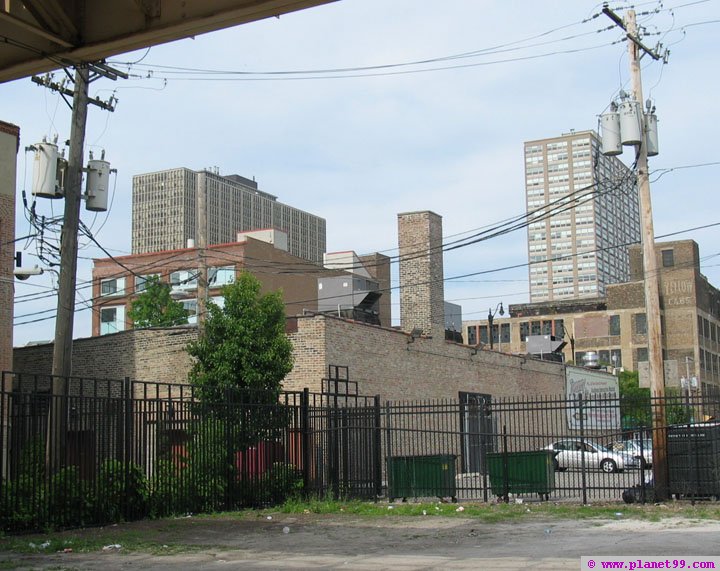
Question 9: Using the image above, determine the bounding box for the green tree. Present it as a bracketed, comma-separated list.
[619, 370, 651, 429]
[128, 275, 188, 328]
[619, 370, 692, 429]
[187, 271, 293, 405]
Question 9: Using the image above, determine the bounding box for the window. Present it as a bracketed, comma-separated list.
[520, 322, 530, 342]
[170, 270, 198, 290]
[100, 306, 125, 335]
[531, 321, 542, 336]
[610, 349, 622, 367]
[135, 274, 158, 293]
[661, 249, 674, 267]
[467, 326, 477, 345]
[636, 347, 648, 363]
[542, 320, 552, 336]
[609, 315, 620, 336]
[599, 350, 610, 366]
[208, 266, 235, 287]
[500, 323, 511, 343]
[182, 299, 197, 324]
[479, 326, 489, 344]
[634, 313, 647, 335]
[100, 277, 125, 296]
[554, 319, 565, 339]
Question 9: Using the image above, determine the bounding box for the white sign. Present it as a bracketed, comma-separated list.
[565, 366, 620, 430]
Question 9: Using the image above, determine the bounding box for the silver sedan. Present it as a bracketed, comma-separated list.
[544, 439, 640, 473]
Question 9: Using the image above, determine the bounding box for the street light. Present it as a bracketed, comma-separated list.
[487, 302, 504, 350]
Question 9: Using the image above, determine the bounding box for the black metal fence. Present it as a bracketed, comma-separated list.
[2, 370, 720, 532]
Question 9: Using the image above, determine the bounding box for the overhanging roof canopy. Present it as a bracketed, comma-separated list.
[0, 0, 337, 83]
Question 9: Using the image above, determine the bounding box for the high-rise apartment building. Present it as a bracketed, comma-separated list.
[132, 168, 326, 263]
[525, 130, 640, 302]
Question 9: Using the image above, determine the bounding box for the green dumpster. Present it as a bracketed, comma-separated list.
[387, 454, 457, 502]
[487, 450, 555, 500]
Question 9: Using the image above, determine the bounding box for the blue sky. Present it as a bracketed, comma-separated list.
[5, 0, 720, 345]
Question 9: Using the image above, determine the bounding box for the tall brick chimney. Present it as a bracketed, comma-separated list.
[397, 211, 445, 338]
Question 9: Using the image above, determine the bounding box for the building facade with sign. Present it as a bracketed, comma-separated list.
[464, 240, 720, 395]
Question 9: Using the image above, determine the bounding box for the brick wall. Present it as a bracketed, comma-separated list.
[285, 314, 566, 400]
[0, 121, 19, 387]
[14, 327, 196, 385]
[16, 315, 566, 402]
[397, 211, 445, 338]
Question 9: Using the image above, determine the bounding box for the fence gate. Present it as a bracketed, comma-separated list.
[459, 391, 494, 474]
[327, 402, 381, 499]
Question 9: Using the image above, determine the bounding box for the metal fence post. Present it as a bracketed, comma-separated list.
[502, 424, 509, 504]
[301, 388, 311, 496]
[639, 433, 647, 504]
[373, 395, 382, 498]
[124, 376, 133, 519]
[384, 402, 393, 500]
[579, 394, 587, 506]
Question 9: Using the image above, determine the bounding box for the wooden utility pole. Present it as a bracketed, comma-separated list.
[196, 170, 208, 334]
[51, 66, 88, 380]
[604, 6, 668, 497]
[626, 9, 668, 500]
[36, 63, 126, 470]
[48, 66, 89, 469]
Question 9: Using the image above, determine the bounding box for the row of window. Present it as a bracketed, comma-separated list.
[99, 295, 227, 335]
[100, 266, 236, 297]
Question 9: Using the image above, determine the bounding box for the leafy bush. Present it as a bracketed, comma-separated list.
[0, 475, 46, 531]
[0, 437, 47, 530]
[264, 462, 304, 504]
[94, 459, 148, 523]
[148, 459, 192, 518]
[48, 466, 93, 528]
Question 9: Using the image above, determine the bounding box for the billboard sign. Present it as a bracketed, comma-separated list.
[565, 366, 620, 430]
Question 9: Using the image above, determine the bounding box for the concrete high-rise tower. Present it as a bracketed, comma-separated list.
[132, 168, 326, 263]
[525, 130, 640, 302]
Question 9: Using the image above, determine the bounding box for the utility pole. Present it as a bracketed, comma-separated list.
[36, 63, 126, 470]
[603, 5, 668, 498]
[196, 170, 208, 335]
[47, 66, 89, 469]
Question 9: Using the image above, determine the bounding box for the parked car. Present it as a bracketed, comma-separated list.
[543, 439, 640, 473]
[612, 439, 652, 468]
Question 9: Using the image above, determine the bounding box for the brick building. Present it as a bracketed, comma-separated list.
[14, 313, 567, 401]
[464, 240, 720, 395]
[92, 230, 391, 336]
[0, 121, 19, 384]
[17, 208, 569, 401]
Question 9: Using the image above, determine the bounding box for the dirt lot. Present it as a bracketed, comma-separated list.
[2, 511, 720, 570]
